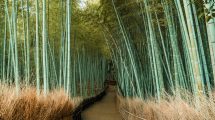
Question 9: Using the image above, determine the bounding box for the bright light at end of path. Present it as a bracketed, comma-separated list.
[79, 0, 100, 10]
[79, 0, 87, 9]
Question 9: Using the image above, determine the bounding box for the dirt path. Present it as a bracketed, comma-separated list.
[82, 86, 121, 120]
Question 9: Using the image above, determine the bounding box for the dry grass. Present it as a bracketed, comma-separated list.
[0, 84, 82, 120]
[118, 93, 215, 120]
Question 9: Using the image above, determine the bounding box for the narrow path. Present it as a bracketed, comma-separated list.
[82, 85, 121, 120]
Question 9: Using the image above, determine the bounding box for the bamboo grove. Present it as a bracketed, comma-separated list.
[104, 0, 215, 102]
[1, 0, 215, 108]
[0, 0, 107, 97]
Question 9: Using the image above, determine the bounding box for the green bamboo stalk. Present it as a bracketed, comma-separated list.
[42, 0, 48, 95]
[182, 0, 204, 97]
[7, 0, 20, 94]
[26, 0, 30, 85]
[20, 0, 27, 84]
[66, 0, 71, 95]
[204, 0, 215, 84]
[35, 0, 40, 95]
[112, 0, 142, 98]
[192, 2, 211, 94]
[59, 0, 65, 88]
[2, 2, 7, 83]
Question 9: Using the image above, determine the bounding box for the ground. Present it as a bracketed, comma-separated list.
[82, 85, 121, 120]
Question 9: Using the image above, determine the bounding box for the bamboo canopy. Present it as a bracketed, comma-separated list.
[0, 0, 215, 104]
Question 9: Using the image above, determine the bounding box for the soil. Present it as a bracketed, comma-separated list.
[82, 85, 121, 120]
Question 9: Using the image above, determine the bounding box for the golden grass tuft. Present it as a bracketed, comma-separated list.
[0, 84, 82, 120]
[118, 93, 215, 120]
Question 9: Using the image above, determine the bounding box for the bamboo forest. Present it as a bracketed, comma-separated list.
[0, 0, 215, 120]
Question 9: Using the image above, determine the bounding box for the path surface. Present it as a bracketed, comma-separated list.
[82, 86, 121, 120]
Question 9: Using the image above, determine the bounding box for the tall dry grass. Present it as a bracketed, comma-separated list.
[118, 93, 215, 120]
[0, 84, 82, 120]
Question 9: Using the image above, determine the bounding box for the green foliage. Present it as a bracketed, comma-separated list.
[102, 0, 215, 104]
[0, 0, 107, 97]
